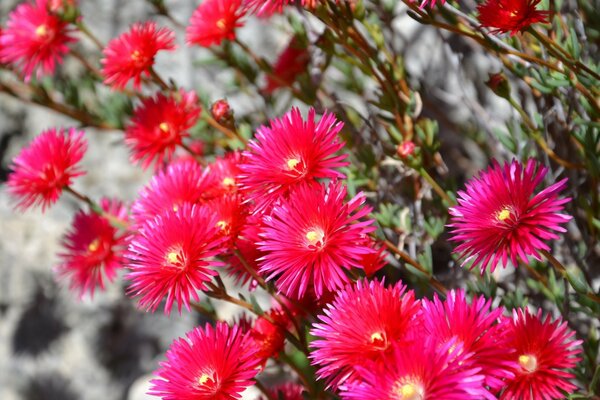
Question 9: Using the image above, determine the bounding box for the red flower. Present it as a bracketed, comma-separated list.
[448, 159, 571, 273]
[126, 203, 227, 314]
[240, 107, 348, 213]
[101, 21, 175, 90]
[125, 89, 201, 169]
[55, 198, 128, 298]
[186, 0, 245, 47]
[7, 127, 87, 211]
[500, 309, 582, 400]
[206, 194, 248, 243]
[245, 0, 320, 17]
[260, 383, 305, 400]
[310, 280, 421, 389]
[207, 151, 244, 197]
[259, 182, 375, 299]
[265, 37, 310, 94]
[477, 0, 549, 35]
[358, 238, 387, 278]
[0, 0, 76, 81]
[249, 308, 289, 362]
[150, 322, 261, 400]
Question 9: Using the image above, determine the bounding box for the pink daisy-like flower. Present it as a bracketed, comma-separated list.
[259, 182, 375, 299]
[0, 0, 77, 81]
[126, 203, 227, 314]
[500, 309, 582, 400]
[206, 194, 248, 243]
[150, 322, 260, 400]
[207, 151, 244, 197]
[260, 383, 305, 400]
[125, 89, 201, 169]
[310, 280, 421, 389]
[55, 198, 128, 298]
[342, 339, 487, 400]
[448, 159, 572, 273]
[101, 21, 175, 90]
[478, 0, 549, 36]
[240, 107, 348, 213]
[421, 290, 515, 392]
[7, 127, 87, 211]
[131, 159, 217, 227]
[186, 0, 245, 47]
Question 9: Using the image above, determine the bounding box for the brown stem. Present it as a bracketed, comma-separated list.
[202, 113, 245, 144]
[149, 67, 170, 91]
[75, 21, 104, 50]
[540, 249, 600, 304]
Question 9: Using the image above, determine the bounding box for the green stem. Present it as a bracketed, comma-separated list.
[417, 167, 453, 206]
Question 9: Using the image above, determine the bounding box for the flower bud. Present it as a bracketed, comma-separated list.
[211, 99, 232, 123]
[486, 72, 511, 99]
[397, 140, 416, 158]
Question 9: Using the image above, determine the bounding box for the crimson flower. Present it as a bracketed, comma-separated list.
[310, 280, 421, 389]
[149, 322, 260, 400]
[258, 182, 375, 299]
[265, 37, 310, 94]
[500, 309, 582, 400]
[260, 383, 305, 400]
[125, 89, 201, 169]
[101, 21, 175, 90]
[206, 152, 244, 197]
[245, 0, 320, 17]
[448, 159, 571, 273]
[55, 198, 128, 298]
[126, 203, 227, 314]
[477, 0, 549, 35]
[240, 107, 348, 213]
[7, 127, 87, 211]
[186, 0, 245, 47]
[0, 0, 77, 81]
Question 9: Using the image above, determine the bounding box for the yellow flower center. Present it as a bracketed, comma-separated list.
[370, 331, 387, 348]
[216, 220, 228, 231]
[216, 18, 226, 30]
[496, 207, 511, 221]
[286, 158, 301, 170]
[159, 122, 170, 133]
[222, 177, 235, 187]
[166, 251, 180, 265]
[88, 238, 100, 252]
[305, 228, 325, 246]
[35, 24, 49, 37]
[395, 382, 424, 400]
[518, 354, 538, 373]
[130, 50, 142, 61]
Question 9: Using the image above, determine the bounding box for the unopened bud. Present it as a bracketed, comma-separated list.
[397, 141, 416, 158]
[486, 72, 511, 99]
[211, 99, 232, 123]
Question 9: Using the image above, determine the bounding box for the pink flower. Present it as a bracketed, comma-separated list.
[126, 203, 227, 314]
[125, 89, 201, 169]
[310, 280, 421, 388]
[186, 0, 245, 47]
[150, 322, 260, 399]
[0, 0, 77, 81]
[7, 127, 87, 211]
[478, 0, 549, 35]
[418, 0, 445, 8]
[258, 182, 375, 299]
[207, 151, 244, 197]
[421, 290, 515, 392]
[448, 159, 572, 273]
[101, 21, 175, 90]
[55, 198, 128, 298]
[240, 107, 348, 213]
[260, 383, 305, 400]
[206, 194, 248, 243]
[500, 309, 582, 400]
[342, 339, 488, 400]
[245, 0, 320, 17]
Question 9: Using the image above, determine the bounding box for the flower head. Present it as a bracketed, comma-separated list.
[126, 89, 201, 169]
[259, 182, 375, 299]
[240, 107, 348, 213]
[0, 0, 77, 81]
[265, 37, 310, 94]
[55, 198, 128, 298]
[126, 203, 227, 314]
[186, 0, 245, 47]
[448, 159, 571, 273]
[500, 309, 582, 400]
[245, 0, 320, 17]
[477, 0, 549, 35]
[8, 127, 87, 211]
[101, 21, 175, 90]
[150, 322, 260, 400]
[207, 152, 244, 197]
[310, 280, 421, 389]
[260, 383, 305, 400]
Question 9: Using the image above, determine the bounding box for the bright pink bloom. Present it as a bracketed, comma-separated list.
[260, 383, 305, 400]
[7, 127, 86, 211]
[206, 151, 244, 197]
[0, 0, 76, 81]
[149, 322, 260, 400]
[421, 290, 515, 392]
[126, 89, 201, 169]
[101, 21, 175, 90]
[55, 198, 128, 298]
[448, 159, 571, 273]
[478, 0, 549, 35]
[131, 160, 217, 227]
[259, 182, 375, 299]
[310, 280, 421, 388]
[265, 37, 310, 94]
[240, 107, 348, 213]
[500, 309, 582, 400]
[206, 194, 248, 243]
[245, 0, 320, 17]
[126, 204, 227, 314]
[342, 339, 487, 400]
[186, 0, 245, 47]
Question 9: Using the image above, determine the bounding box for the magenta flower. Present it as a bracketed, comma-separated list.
[0, 0, 77, 81]
[448, 159, 571, 273]
[126, 203, 227, 314]
[186, 0, 245, 47]
[150, 322, 260, 399]
[310, 280, 421, 389]
[240, 107, 348, 213]
[258, 182, 375, 299]
[7, 127, 87, 211]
